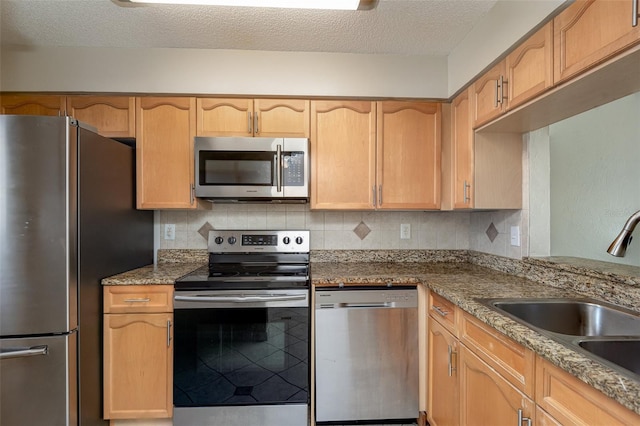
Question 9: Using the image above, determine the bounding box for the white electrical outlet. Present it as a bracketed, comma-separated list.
[164, 224, 176, 240]
[400, 223, 411, 240]
[510, 226, 520, 247]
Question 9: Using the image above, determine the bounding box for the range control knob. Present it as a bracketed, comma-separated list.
[295, 236, 304, 245]
[283, 236, 291, 245]
[214, 236, 224, 245]
[228, 236, 237, 245]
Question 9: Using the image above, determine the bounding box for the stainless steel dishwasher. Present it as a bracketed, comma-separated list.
[314, 288, 418, 423]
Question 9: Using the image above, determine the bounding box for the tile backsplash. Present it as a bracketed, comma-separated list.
[158, 205, 528, 259]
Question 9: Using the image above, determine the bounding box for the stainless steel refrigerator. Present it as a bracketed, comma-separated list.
[0, 115, 154, 426]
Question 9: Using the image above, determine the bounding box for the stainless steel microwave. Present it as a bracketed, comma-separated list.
[194, 137, 309, 202]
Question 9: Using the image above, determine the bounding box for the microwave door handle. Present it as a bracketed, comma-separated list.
[276, 144, 283, 193]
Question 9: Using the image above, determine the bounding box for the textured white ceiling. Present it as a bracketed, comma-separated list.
[1, 0, 499, 56]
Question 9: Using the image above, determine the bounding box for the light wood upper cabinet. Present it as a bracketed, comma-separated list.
[505, 22, 554, 110]
[311, 100, 441, 210]
[536, 356, 640, 425]
[472, 61, 506, 127]
[1, 94, 65, 116]
[451, 88, 474, 209]
[310, 100, 376, 210]
[473, 23, 554, 128]
[136, 97, 196, 209]
[376, 101, 441, 210]
[66, 96, 135, 138]
[196, 97, 310, 137]
[103, 285, 173, 420]
[554, 0, 640, 84]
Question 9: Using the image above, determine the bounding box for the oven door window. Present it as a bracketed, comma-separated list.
[199, 151, 276, 186]
[173, 307, 309, 407]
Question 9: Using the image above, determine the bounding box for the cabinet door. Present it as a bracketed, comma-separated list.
[459, 345, 535, 426]
[427, 318, 459, 426]
[451, 88, 474, 209]
[472, 61, 506, 127]
[506, 22, 554, 110]
[554, 0, 640, 83]
[104, 313, 173, 419]
[1, 94, 65, 116]
[136, 97, 196, 209]
[376, 101, 441, 210]
[196, 98, 253, 137]
[254, 98, 310, 137]
[66, 96, 135, 138]
[310, 100, 376, 210]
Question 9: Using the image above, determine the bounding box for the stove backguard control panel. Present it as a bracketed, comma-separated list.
[207, 230, 310, 253]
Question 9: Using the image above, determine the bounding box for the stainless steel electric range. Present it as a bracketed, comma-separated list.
[173, 230, 310, 426]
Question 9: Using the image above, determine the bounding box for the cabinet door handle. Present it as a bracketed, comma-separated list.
[432, 305, 449, 317]
[378, 185, 382, 206]
[447, 345, 457, 377]
[254, 112, 259, 134]
[463, 180, 471, 204]
[372, 185, 377, 207]
[499, 75, 508, 106]
[124, 298, 150, 303]
[190, 184, 195, 205]
[494, 78, 500, 108]
[247, 112, 253, 134]
[633, 0, 639, 27]
[167, 320, 172, 347]
[517, 409, 532, 426]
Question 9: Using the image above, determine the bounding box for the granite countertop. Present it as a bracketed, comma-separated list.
[312, 261, 640, 416]
[103, 255, 640, 415]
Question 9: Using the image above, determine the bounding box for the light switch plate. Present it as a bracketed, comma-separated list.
[510, 226, 520, 247]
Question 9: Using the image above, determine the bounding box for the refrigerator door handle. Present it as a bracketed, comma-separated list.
[0, 345, 48, 360]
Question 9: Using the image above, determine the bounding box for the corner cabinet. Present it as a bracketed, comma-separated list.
[450, 88, 522, 210]
[553, 0, 640, 84]
[311, 100, 441, 210]
[136, 97, 196, 209]
[196, 97, 310, 137]
[103, 285, 174, 420]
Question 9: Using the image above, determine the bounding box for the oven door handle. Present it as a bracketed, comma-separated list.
[175, 294, 307, 303]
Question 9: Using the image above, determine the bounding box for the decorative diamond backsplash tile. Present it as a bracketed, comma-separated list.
[486, 222, 499, 243]
[353, 221, 371, 240]
[198, 221, 214, 241]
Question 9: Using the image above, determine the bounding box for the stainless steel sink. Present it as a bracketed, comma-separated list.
[476, 297, 640, 380]
[487, 298, 640, 336]
[578, 338, 640, 376]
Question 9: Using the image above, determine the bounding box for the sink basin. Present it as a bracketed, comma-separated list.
[578, 339, 640, 377]
[482, 298, 640, 336]
[477, 297, 640, 381]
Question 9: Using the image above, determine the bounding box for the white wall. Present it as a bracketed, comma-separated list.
[548, 92, 640, 266]
[0, 1, 566, 98]
[447, 0, 565, 96]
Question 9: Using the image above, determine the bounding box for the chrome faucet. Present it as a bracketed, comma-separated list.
[607, 210, 640, 257]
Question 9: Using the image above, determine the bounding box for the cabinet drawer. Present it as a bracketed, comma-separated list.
[104, 285, 173, 313]
[536, 356, 640, 425]
[459, 311, 534, 397]
[428, 291, 457, 333]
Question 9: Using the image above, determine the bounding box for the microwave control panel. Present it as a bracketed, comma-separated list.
[283, 152, 305, 186]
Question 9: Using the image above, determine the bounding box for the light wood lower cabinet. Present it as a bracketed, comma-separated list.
[427, 317, 459, 426]
[536, 356, 640, 425]
[459, 345, 535, 426]
[103, 285, 174, 420]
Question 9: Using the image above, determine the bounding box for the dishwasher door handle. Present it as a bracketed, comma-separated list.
[339, 302, 392, 308]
